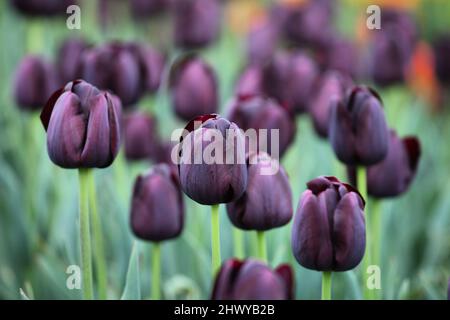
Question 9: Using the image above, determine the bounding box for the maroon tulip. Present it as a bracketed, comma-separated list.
[226, 95, 296, 157]
[291, 176, 366, 271]
[366, 131, 421, 198]
[131, 0, 171, 18]
[227, 152, 293, 231]
[246, 19, 278, 66]
[178, 114, 247, 205]
[309, 71, 352, 138]
[169, 56, 218, 121]
[329, 86, 389, 166]
[124, 112, 160, 161]
[173, 0, 221, 49]
[14, 55, 59, 111]
[130, 163, 184, 241]
[234, 65, 264, 98]
[433, 34, 450, 86]
[131, 44, 166, 94]
[40, 80, 122, 169]
[263, 50, 318, 114]
[11, 0, 75, 16]
[318, 37, 359, 78]
[212, 259, 294, 300]
[57, 38, 90, 84]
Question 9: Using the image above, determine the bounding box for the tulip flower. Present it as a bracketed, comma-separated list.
[130, 163, 184, 300]
[318, 37, 359, 79]
[173, 0, 221, 49]
[57, 38, 90, 84]
[291, 176, 366, 299]
[263, 50, 318, 114]
[234, 65, 264, 98]
[246, 19, 278, 66]
[309, 71, 352, 138]
[14, 55, 59, 111]
[169, 55, 218, 121]
[212, 259, 294, 300]
[131, 44, 166, 94]
[124, 112, 160, 161]
[131, 0, 171, 18]
[227, 95, 296, 157]
[433, 34, 450, 86]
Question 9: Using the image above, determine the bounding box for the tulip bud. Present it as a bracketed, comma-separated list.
[130, 163, 184, 241]
[124, 112, 160, 161]
[11, 0, 75, 16]
[57, 38, 90, 84]
[14, 55, 59, 111]
[329, 86, 389, 166]
[226, 152, 293, 231]
[178, 114, 247, 205]
[173, 0, 221, 49]
[291, 176, 366, 271]
[433, 35, 450, 86]
[40, 80, 122, 169]
[169, 56, 218, 121]
[263, 50, 318, 114]
[366, 131, 421, 198]
[212, 259, 294, 300]
[131, 0, 171, 18]
[134, 45, 166, 94]
[226, 95, 296, 157]
[246, 19, 278, 66]
[235, 65, 264, 98]
[318, 37, 359, 79]
[309, 71, 352, 138]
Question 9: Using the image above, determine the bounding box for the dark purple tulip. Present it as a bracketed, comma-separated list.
[246, 19, 278, 66]
[131, 0, 171, 18]
[366, 131, 421, 198]
[131, 44, 166, 94]
[433, 35, 450, 85]
[309, 71, 352, 138]
[263, 50, 318, 114]
[57, 38, 90, 84]
[318, 37, 359, 78]
[173, 0, 221, 49]
[40, 80, 122, 169]
[226, 95, 296, 157]
[178, 114, 247, 205]
[292, 176, 366, 272]
[169, 56, 218, 121]
[329, 86, 389, 166]
[226, 152, 292, 231]
[124, 112, 160, 161]
[14, 55, 59, 111]
[212, 259, 294, 300]
[234, 65, 264, 98]
[130, 163, 184, 242]
[11, 0, 75, 16]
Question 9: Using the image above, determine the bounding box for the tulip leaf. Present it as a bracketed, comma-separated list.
[121, 242, 141, 300]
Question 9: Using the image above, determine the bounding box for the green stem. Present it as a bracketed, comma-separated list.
[371, 199, 382, 299]
[79, 169, 94, 300]
[88, 172, 108, 300]
[233, 228, 245, 259]
[321, 271, 332, 300]
[151, 243, 161, 300]
[211, 204, 221, 277]
[257, 231, 267, 263]
[27, 18, 42, 54]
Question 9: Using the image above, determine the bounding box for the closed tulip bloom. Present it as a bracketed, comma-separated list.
[130, 163, 184, 241]
[227, 152, 293, 231]
[433, 35, 450, 85]
[319, 37, 359, 79]
[40, 80, 122, 169]
[170, 56, 218, 121]
[247, 19, 278, 66]
[178, 114, 247, 205]
[309, 71, 352, 138]
[367, 131, 421, 198]
[57, 38, 90, 84]
[173, 0, 221, 49]
[235, 65, 264, 98]
[131, 0, 171, 18]
[329, 86, 389, 166]
[124, 112, 160, 161]
[227, 95, 296, 157]
[212, 259, 294, 300]
[263, 50, 318, 114]
[134, 45, 166, 94]
[14, 55, 59, 111]
[292, 176, 366, 271]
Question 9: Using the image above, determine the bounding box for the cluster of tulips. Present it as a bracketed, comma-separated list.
[12, 0, 450, 300]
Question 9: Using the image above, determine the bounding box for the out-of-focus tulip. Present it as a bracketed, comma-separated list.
[57, 38, 90, 84]
[263, 50, 318, 114]
[433, 35, 450, 86]
[178, 114, 247, 205]
[235, 65, 264, 98]
[11, 0, 75, 16]
[318, 37, 359, 78]
[131, 0, 171, 18]
[309, 71, 352, 138]
[40, 80, 122, 169]
[130, 163, 184, 241]
[329, 86, 389, 166]
[14, 55, 59, 111]
[292, 176, 366, 271]
[124, 112, 160, 161]
[212, 259, 294, 300]
[169, 56, 218, 121]
[131, 44, 166, 94]
[227, 95, 296, 157]
[367, 131, 421, 198]
[173, 0, 221, 49]
[246, 19, 278, 66]
[226, 152, 292, 231]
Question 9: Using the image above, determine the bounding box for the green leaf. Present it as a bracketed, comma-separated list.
[121, 242, 141, 300]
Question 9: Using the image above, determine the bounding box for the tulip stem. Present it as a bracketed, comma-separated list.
[371, 199, 382, 299]
[27, 18, 42, 53]
[79, 169, 94, 300]
[152, 243, 161, 300]
[257, 231, 268, 263]
[233, 228, 245, 259]
[321, 272, 332, 300]
[211, 204, 221, 277]
[88, 172, 108, 300]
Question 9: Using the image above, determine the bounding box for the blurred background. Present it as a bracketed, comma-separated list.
[0, 0, 449, 300]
